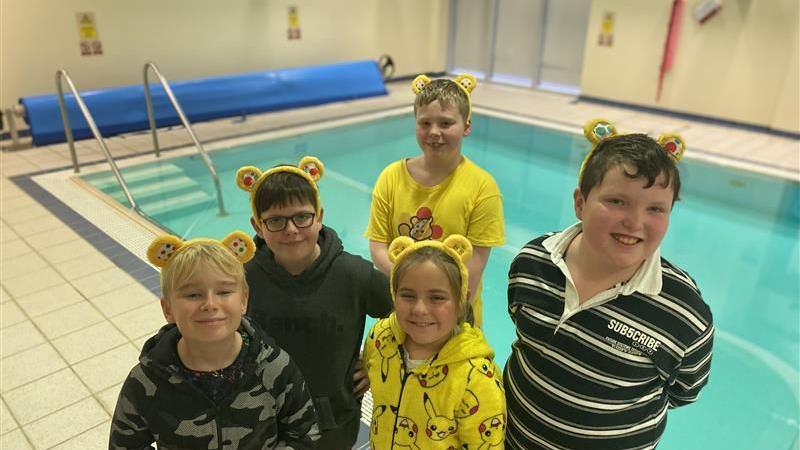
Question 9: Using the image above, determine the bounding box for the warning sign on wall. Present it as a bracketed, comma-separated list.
[76, 12, 103, 56]
[288, 6, 301, 40]
[598, 12, 614, 47]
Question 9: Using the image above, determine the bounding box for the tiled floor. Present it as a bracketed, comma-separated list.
[0, 79, 798, 449]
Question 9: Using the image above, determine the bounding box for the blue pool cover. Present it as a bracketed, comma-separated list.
[20, 60, 388, 146]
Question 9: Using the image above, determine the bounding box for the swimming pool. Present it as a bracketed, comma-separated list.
[82, 112, 800, 450]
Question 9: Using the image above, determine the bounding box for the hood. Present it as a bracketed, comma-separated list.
[250, 225, 343, 286]
[138, 316, 265, 378]
[387, 313, 494, 367]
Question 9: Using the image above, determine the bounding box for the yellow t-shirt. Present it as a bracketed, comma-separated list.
[365, 157, 505, 327]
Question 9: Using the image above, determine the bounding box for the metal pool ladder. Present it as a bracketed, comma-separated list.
[143, 61, 227, 216]
[56, 69, 139, 212]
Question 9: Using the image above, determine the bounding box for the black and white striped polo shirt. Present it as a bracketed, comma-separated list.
[505, 227, 714, 450]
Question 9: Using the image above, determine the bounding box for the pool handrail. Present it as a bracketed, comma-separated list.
[55, 69, 139, 212]
[143, 62, 227, 217]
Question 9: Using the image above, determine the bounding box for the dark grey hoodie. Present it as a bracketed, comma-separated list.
[245, 225, 392, 449]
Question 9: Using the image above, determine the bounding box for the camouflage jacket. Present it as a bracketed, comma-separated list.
[109, 317, 320, 449]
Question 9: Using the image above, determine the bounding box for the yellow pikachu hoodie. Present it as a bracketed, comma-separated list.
[364, 313, 506, 450]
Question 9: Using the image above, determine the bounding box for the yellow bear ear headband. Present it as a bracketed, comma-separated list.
[235, 156, 324, 222]
[578, 118, 686, 183]
[147, 231, 256, 268]
[388, 234, 473, 306]
[411, 73, 477, 125]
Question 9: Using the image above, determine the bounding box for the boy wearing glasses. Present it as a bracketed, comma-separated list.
[236, 157, 393, 450]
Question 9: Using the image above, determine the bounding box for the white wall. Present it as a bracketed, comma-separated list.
[0, 0, 449, 110]
[580, 0, 799, 132]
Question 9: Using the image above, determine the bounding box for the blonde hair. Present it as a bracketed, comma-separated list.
[392, 246, 468, 325]
[160, 241, 248, 301]
[414, 79, 471, 124]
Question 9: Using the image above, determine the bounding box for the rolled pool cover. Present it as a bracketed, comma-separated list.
[20, 60, 387, 146]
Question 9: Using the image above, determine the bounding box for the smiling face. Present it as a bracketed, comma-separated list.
[394, 260, 459, 360]
[415, 100, 471, 161]
[161, 262, 248, 345]
[252, 200, 322, 275]
[574, 164, 673, 275]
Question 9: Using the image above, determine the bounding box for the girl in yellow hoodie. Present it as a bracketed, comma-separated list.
[364, 235, 506, 449]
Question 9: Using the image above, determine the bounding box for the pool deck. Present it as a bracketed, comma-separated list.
[0, 80, 798, 449]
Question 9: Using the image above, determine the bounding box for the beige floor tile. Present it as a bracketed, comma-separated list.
[27, 226, 80, 249]
[0, 251, 49, 280]
[22, 397, 108, 450]
[72, 267, 136, 299]
[0, 238, 34, 260]
[0, 301, 26, 328]
[0, 180, 26, 200]
[0, 320, 45, 359]
[133, 334, 150, 350]
[0, 223, 19, 243]
[90, 282, 157, 318]
[15, 282, 85, 318]
[50, 420, 110, 450]
[0, 194, 41, 212]
[32, 301, 105, 340]
[43, 238, 97, 265]
[97, 383, 123, 415]
[3, 368, 91, 425]
[0, 286, 9, 303]
[52, 321, 127, 364]
[0, 398, 19, 434]
[111, 302, 165, 340]
[11, 214, 68, 237]
[0, 202, 49, 225]
[1, 343, 67, 393]
[73, 343, 139, 393]
[54, 251, 115, 281]
[2, 265, 66, 300]
[0, 428, 33, 450]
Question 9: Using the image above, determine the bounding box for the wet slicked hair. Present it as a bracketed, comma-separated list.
[414, 79, 470, 123]
[254, 169, 318, 215]
[392, 246, 468, 325]
[580, 133, 681, 204]
[161, 242, 248, 302]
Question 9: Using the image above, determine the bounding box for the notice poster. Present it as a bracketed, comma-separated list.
[288, 6, 301, 40]
[598, 12, 614, 47]
[76, 12, 103, 56]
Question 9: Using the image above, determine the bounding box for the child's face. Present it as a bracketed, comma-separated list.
[574, 164, 673, 273]
[394, 260, 459, 357]
[161, 262, 247, 345]
[253, 200, 322, 274]
[415, 100, 471, 160]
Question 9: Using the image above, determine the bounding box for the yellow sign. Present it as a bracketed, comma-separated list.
[287, 6, 301, 40]
[598, 12, 614, 47]
[75, 12, 103, 56]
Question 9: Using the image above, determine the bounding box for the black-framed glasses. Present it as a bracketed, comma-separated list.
[261, 212, 316, 232]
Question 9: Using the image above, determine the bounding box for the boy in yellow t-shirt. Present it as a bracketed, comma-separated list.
[365, 74, 505, 327]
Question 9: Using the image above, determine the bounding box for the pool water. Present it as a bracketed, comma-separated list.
[83, 113, 800, 450]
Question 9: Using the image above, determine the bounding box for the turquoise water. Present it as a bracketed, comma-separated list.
[84, 113, 800, 449]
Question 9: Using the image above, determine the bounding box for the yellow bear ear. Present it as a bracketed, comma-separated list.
[221, 231, 256, 264]
[411, 74, 431, 95]
[298, 156, 325, 183]
[453, 74, 477, 94]
[147, 235, 184, 268]
[236, 166, 263, 192]
[388, 236, 415, 263]
[657, 133, 686, 162]
[584, 119, 617, 145]
[443, 235, 472, 263]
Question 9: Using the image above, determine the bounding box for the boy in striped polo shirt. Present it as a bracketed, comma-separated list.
[504, 120, 714, 450]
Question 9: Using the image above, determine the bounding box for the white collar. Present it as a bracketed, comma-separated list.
[543, 223, 662, 296]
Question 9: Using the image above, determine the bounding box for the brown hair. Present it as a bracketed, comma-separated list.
[392, 246, 468, 325]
